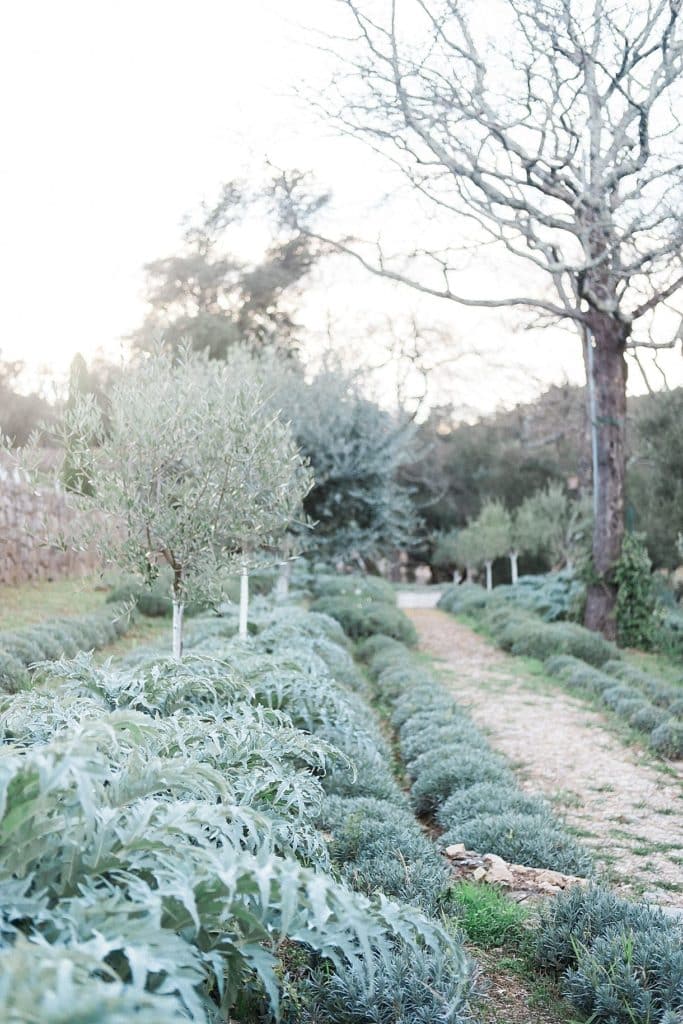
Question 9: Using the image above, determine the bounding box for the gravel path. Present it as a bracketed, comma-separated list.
[406, 606, 683, 908]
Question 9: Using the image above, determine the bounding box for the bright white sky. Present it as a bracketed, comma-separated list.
[0, 0, 679, 412]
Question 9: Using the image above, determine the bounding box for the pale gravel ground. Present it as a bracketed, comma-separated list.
[403, 604, 683, 908]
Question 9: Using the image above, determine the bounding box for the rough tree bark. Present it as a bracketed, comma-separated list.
[584, 315, 629, 636]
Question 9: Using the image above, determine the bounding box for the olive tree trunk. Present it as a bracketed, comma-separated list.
[583, 314, 628, 639]
[484, 560, 493, 592]
[509, 551, 519, 585]
[239, 566, 250, 639]
[275, 560, 291, 601]
[172, 598, 184, 661]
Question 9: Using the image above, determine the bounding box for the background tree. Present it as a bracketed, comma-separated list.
[470, 500, 512, 591]
[307, 0, 683, 637]
[0, 354, 54, 447]
[453, 524, 487, 584]
[273, 360, 420, 568]
[11, 346, 311, 657]
[515, 483, 591, 572]
[628, 388, 683, 569]
[431, 529, 462, 582]
[131, 172, 328, 358]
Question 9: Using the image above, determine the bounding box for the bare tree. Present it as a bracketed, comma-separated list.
[292, 0, 683, 636]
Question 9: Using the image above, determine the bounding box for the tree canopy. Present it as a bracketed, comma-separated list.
[131, 173, 328, 358]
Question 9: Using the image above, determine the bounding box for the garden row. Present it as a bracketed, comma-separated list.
[0, 601, 135, 693]
[317, 576, 683, 1024]
[439, 581, 683, 758]
[0, 599, 473, 1023]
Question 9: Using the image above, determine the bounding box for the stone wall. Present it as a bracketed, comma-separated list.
[0, 466, 99, 584]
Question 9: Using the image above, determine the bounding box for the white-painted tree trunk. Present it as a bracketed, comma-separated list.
[275, 560, 291, 601]
[484, 560, 493, 592]
[452, 569, 463, 584]
[239, 566, 249, 639]
[509, 551, 519, 585]
[172, 598, 184, 661]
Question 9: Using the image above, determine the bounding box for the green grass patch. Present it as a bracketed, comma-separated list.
[452, 881, 529, 948]
[0, 576, 109, 630]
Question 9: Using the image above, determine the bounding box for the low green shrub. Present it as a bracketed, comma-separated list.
[442, 812, 593, 876]
[629, 703, 669, 731]
[534, 885, 683, 1024]
[602, 684, 642, 710]
[542, 648, 683, 756]
[437, 782, 550, 831]
[452, 881, 529, 948]
[649, 719, 683, 758]
[401, 723, 490, 766]
[284, 939, 473, 1024]
[312, 573, 396, 604]
[311, 596, 418, 645]
[355, 633, 402, 662]
[668, 697, 683, 718]
[391, 691, 460, 730]
[0, 651, 30, 693]
[504, 618, 616, 667]
[0, 604, 136, 682]
[410, 753, 512, 815]
[614, 532, 657, 650]
[320, 796, 450, 913]
[438, 571, 584, 623]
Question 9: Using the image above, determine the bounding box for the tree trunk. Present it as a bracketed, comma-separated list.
[509, 551, 519, 585]
[172, 597, 184, 660]
[484, 560, 493, 591]
[275, 560, 291, 601]
[239, 566, 249, 639]
[583, 315, 628, 638]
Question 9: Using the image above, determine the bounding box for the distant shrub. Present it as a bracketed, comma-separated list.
[502, 619, 616, 667]
[0, 605, 135, 679]
[614, 532, 657, 649]
[313, 574, 396, 604]
[310, 596, 417, 646]
[401, 723, 488, 766]
[668, 697, 683, 719]
[602, 684, 641, 711]
[437, 583, 495, 616]
[437, 782, 550, 831]
[438, 571, 584, 623]
[649, 720, 683, 759]
[410, 753, 511, 815]
[628, 703, 669, 732]
[0, 652, 30, 693]
[443, 812, 592, 876]
[355, 634, 401, 662]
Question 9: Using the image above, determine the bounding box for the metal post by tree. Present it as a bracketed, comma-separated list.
[297, 0, 683, 636]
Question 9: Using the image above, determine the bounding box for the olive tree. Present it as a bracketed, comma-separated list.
[300, 0, 683, 637]
[514, 483, 591, 571]
[431, 530, 462, 582]
[12, 346, 312, 657]
[470, 501, 513, 591]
